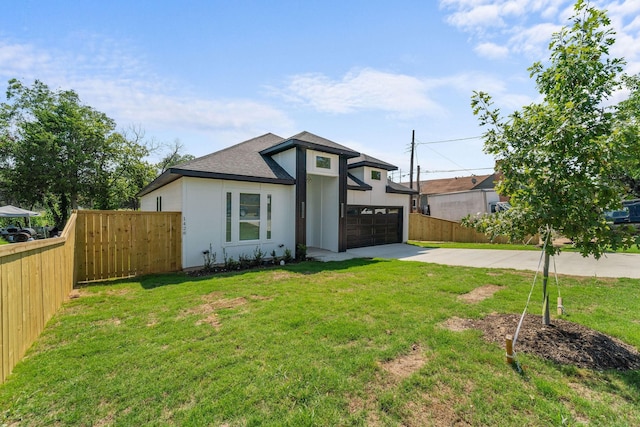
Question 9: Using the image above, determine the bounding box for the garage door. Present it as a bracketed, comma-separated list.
[346, 206, 402, 249]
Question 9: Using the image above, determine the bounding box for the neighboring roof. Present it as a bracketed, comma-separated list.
[413, 174, 496, 195]
[137, 133, 295, 197]
[347, 173, 372, 191]
[386, 181, 418, 195]
[0, 205, 40, 217]
[348, 153, 397, 171]
[260, 131, 360, 158]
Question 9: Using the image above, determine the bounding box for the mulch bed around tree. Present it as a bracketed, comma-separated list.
[457, 313, 640, 371]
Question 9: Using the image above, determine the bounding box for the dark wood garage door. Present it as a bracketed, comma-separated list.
[346, 206, 403, 249]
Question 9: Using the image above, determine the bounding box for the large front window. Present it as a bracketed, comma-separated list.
[239, 193, 260, 240]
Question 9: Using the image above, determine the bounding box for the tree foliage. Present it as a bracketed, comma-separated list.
[613, 75, 640, 198]
[156, 139, 195, 174]
[0, 79, 156, 228]
[466, 0, 640, 259]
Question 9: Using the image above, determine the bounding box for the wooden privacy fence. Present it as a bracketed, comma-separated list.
[1, 210, 183, 383]
[75, 210, 182, 283]
[0, 212, 77, 383]
[410, 213, 516, 244]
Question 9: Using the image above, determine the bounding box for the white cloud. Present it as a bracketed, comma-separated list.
[273, 68, 445, 118]
[446, 4, 505, 31]
[440, 0, 640, 74]
[474, 42, 510, 59]
[0, 41, 53, 79]
[0, 37, 293, 140]
[508, 22, 561, 58]
[433, 72, 508, 95]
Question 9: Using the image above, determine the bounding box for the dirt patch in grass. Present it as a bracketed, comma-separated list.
[439, 317, 472, 332]
[349, 344, 429, 426]
[184, 293, 253, 328]
[95, 318, 122, 327]
[196, 314, 221, 329]
[443, 313, 640, 371]
[457, 285, 503, 303]
[380, 344, 426, 379]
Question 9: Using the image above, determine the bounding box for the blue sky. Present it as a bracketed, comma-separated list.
[1, 1, 639, 181]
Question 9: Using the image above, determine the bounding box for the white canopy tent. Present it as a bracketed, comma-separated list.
[0, 205, 40, 227]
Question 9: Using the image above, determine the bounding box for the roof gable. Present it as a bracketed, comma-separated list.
[260, 131, 360, 158]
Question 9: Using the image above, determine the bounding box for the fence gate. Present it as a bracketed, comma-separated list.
[75, 210, 182, 282]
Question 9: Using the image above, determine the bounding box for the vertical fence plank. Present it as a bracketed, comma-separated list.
[0, 254, 9, 381]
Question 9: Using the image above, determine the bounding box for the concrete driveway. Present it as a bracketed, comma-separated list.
[309, 243, 640, 279]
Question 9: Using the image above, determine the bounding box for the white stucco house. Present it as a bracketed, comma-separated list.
[137, 131, 416, 269]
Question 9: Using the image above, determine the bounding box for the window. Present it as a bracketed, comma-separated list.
[156, 196, 162, 211]
[239, 193, 260, 240]
[371, 170, 381, 180]
[316, 155, 331, 169]
[225, 192, 232, 242]
[267, 194, 272, 240]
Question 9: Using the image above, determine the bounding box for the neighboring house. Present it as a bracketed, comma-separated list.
[137, 131, 416, 268]
[409, 174, 501, 222]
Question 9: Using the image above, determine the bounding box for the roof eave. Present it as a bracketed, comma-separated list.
[386, 184, 418, 195]
[348, 160, 398, 171]
[172, 168, 296, 185]
[136, 167, 295, 198]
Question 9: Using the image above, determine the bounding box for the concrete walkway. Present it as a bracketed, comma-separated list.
[307, 244, 640, 279]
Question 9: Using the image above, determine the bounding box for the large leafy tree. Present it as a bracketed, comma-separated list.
[0, 79, 156, 227]
[613, 75, 640, 198]
[466, 0, 640, 324]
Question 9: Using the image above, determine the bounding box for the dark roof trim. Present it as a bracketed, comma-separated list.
[347, 173, 372, 191]
[136, 167, 295, 198]
[170, 168, 295, 185]
[348, 159, 397, 171]
[260, 138, 360, 158]
[386, 181, 418, 195]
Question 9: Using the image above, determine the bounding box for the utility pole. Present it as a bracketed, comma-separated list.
[410, 130, 415, 212]
[409, 130, 415, 190]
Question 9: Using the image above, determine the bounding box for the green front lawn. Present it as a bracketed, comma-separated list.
[1, 260, 639, 426]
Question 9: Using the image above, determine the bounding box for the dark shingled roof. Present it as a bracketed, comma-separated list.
[173, 133, 290, 178]
[386, 181, 418, 195]
[137, 133, 294, 197]
[348, 153, 397, 171]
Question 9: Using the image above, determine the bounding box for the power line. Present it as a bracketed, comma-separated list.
[392, 167, 494, 180]
[422, 167, 494, 173]
[415, 136, 483, 145]
[421, 143, 472, 174]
